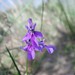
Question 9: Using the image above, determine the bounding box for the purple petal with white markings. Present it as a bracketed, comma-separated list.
[45, 45, 55, 54]
[27, 50, 35, 60]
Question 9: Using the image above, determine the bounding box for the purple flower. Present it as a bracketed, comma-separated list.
[25, 18, 43, 38]
[21, 18, 56, 60]
[45, 45, 56, 54]
[23, 33, 39, 47]
[22, 38, 41, 60]
[23, 43, 36, 60]
[38, 40, 55, 54]
[26, 18, 36, 31]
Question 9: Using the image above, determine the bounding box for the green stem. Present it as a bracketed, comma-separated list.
[40, 0, 44, 31]
[33, 52, 47, 75]
[6, 47, 21, 75]
[26, 58, 28, 75]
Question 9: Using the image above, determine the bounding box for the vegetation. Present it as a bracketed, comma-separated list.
[0, 0, 75, 75]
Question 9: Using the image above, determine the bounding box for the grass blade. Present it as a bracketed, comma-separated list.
[6, 47, 21, 75]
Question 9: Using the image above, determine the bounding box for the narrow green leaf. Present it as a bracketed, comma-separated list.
[6, 47, 21, 75]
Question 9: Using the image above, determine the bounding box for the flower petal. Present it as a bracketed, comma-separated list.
[28, 18, 33, 27]
[35, 46, 43, 51]
[31, 34, 39, 46]
[39, 41, 44, 45]
[34, 31, 43, 38]
[25, 25, 30, 31]
[28, 18, 32, 24]
[31, 50, 35, 59]
[22, 46, 28, 51]
[22, 32, 31, 42]
[45, 45, 55, 54]
[32, 23, 36, 30]
[38, 41, 45, 51]
[27, 50, 35, 60]
[27, 51, 32, 60]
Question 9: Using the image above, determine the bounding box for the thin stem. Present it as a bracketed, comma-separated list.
[40, 0, 44, 32]
[6, 47, 21, 75]
[26, 57, 28, 75]
[33, 52, 47, 75]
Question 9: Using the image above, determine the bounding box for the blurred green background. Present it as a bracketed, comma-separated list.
[0, 0, 75, 75]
